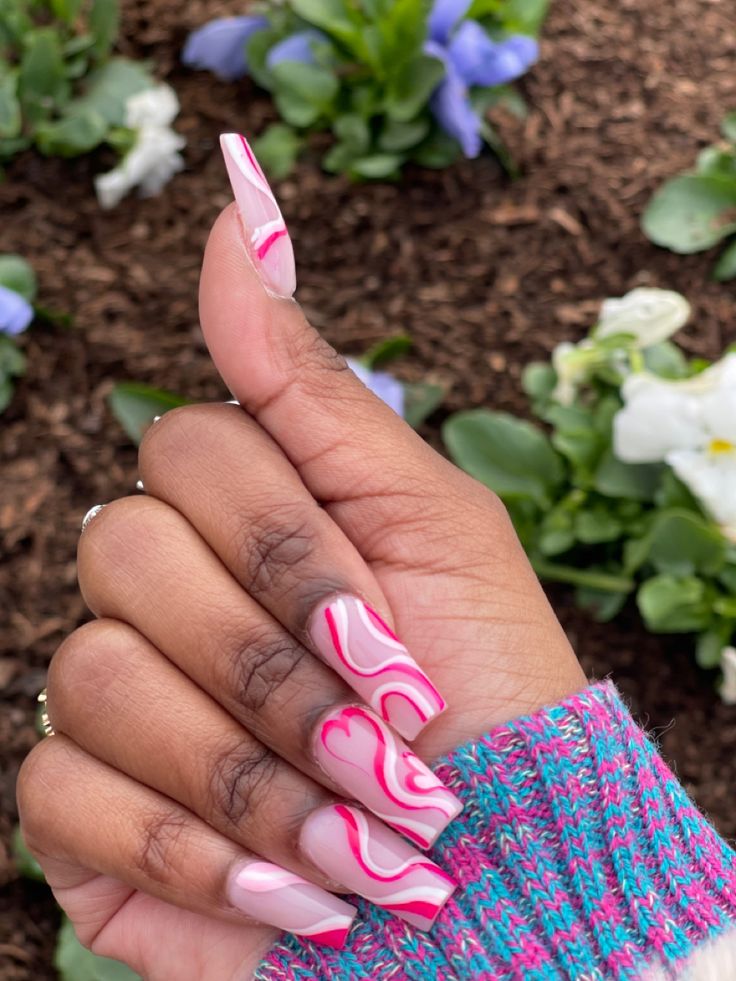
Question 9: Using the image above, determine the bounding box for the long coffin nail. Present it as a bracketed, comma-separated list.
[228, 860, 356, 948]
[219, 132, 296, 299]
[301, 804, 456, 931]
[309, 596, 446, 741]
[314, 705, 462, 849]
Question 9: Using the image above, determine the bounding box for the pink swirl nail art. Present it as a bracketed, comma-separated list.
[220, 132, 296, 298]
[315, 705, 462, 848]
[228, 860, 356, 947]
[301, 804, 457, 931]
[309, 595, 446, 741]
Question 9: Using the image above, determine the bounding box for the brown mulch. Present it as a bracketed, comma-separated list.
[2, 0, 736, 976]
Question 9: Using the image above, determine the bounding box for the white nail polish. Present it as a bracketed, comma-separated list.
[135, 480, 145, 492]
[81, 505, 105, 532]
[153, 415, 161, 423]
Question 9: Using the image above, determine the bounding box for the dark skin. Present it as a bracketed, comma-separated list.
[17, 205, 586, 980]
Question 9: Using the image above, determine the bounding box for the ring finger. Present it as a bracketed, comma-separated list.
[44, 619, 457, 932]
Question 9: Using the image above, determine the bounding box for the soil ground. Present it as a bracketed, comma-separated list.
[1, 0, 736, 976]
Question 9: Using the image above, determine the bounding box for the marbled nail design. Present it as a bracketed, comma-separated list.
[309, 596, 446, 741]
[228, 860, 356, 948]
[220, 133, 296, 298]
[81, 505, 105, 531]
[301, 805, 456, 931]
[315, 705, 462, 848]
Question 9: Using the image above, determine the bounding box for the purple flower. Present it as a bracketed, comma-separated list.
[347, 358, 405, 418]
[425, 0, 539, 158]
[0, 284, 33, 336]
[266, 30, 327, 69]
[182, 16, 268, 81]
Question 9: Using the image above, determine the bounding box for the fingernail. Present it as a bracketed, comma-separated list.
[314, 705, 462, 849]
[309, 596, 446, 741]
[301, 804, 456, 931]
[81, 505, 105, 531]
[228, 860, 356, 948]
[219, 133, 296, 299]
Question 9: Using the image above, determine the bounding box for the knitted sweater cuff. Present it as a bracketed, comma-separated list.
[255, 682, 736, 980]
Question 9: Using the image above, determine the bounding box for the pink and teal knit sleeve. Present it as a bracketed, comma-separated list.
[256, 682, 736, 980]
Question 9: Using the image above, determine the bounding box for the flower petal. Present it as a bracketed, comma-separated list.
[347, 359, 405, 418]
[0, 284, 33, 336]
[424, 41, 482, 158]
[448, 23, 538, 87]
[266, 30, 327, 69]
[613, 377, 706, 463]
[125, 83, 180, 129]
[596, 288, 691, 347]
[719, 647, 736, 705]
[667, 448, 736, 530]
[428, 0, 473, 43]
[182, 16, 268, 81]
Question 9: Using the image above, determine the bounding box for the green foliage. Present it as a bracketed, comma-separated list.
[443, 297, 736, 676]
[0, 253, 36, 412]
[107, 383, 190, 444]
[0, 0, 154, 163]
[190, 0, 546, 179]
[643, 115, 736, 279]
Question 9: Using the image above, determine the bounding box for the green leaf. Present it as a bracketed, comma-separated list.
[379, 117, 429, 152]
[522, 362, 556, 401]
[19, 29, 70, 124]
[0, 68, 21, 139]
[0, 375, 15, 414]
[643, 174, 736, 254]
[403, 380, 444, 428]
[443, 410, 565, 506]
[349, 153, 403, 179]
[386, 53, 444, 122]
[55, 918, 141, 981]
[538, 506, 575, 556]
[0, 254, 37, 301]
[719, 564, 736, 594]
[647, 509, 726, 576]
[108, 383, 189, 445]
[594, 451, 663, 501]
[721, 112, 736, 143]
[637, 574, 712, 633]
[411, 126, 461, 168]
[290, 0, 365, 57]
[642, 340, 690, 379]
[362, 335, 413, 369]
[575, 586, 628, 623]
[273, 61, 338, 127]
[696, 627, 731, 668]
[0, 334, 27, 378]
[88, 0, 120, 59]
[251, 124, 302, 180]
[333, 114, 370, 153]
[35, 106, 107, 156]
[12, 826, 45, 882]
[574, 506, 623, 544]
[695, 146, 736, 179]
[323, 140, 358, 174]
[713, 238, 736, 281]
[76, 58, 153, 127]
[50, 0, 83, 22]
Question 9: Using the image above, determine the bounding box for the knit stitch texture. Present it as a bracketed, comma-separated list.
[255, 682, 736, 980]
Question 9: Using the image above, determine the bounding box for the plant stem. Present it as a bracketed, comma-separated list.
[532, 557, 634, 593]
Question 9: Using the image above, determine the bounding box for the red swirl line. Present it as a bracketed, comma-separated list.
[336, 805, 454, 885]
[325, 606, 444, 709]
[256, 227, 287, 259]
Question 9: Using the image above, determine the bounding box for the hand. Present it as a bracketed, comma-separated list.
[17, 154, 585, 981]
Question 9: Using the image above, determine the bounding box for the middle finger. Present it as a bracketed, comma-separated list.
[78, 496, 462, 850]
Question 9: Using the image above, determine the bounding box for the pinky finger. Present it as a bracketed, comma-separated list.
[16, 736, 357, 950]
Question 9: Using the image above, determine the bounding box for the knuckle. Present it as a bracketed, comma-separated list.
[237, 504, 317, 597]
[17, 739, 71, 847]
[225, 625, 307, 716]
[48, 620, 139, 716]
[286, 322, 348, 381]
[207, 740, 278, 828]
[135, 809, 192, 886]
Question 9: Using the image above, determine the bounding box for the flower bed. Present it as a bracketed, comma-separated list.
[2, 0, 736, 976]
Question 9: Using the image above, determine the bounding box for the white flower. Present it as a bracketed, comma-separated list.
[613, 353, 736, 537]
[551, 340, 593, 406]
[95, 84, 185, 209]
[595, 287, 691, 347]
[720, 646, 736, 704]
